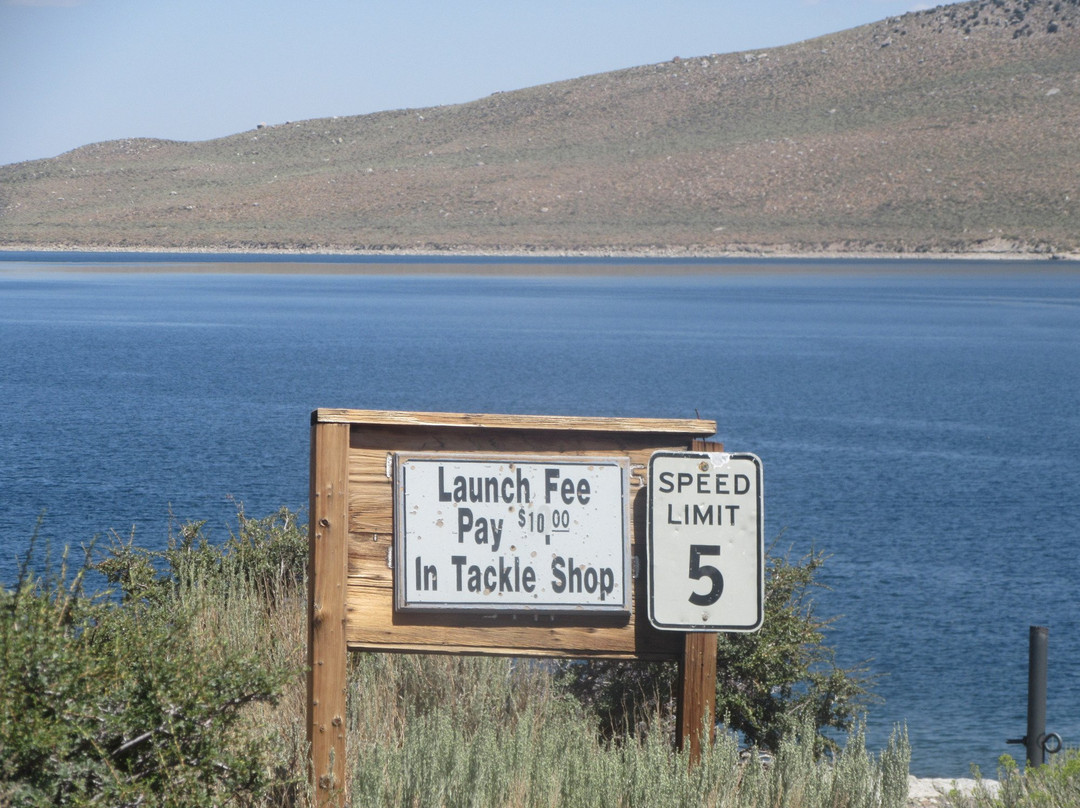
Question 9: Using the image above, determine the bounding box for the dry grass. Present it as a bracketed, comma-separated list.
[2, 511, 915, 807]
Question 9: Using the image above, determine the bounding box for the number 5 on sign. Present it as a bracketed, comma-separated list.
[647, 451, 764, 632]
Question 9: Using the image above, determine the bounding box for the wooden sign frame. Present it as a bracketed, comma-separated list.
[307, 408, 719, 805]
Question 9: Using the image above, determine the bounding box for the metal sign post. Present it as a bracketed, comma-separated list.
[1007, 625, 1063, 768]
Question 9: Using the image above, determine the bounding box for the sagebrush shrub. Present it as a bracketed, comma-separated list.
[1, 521, 305, 806]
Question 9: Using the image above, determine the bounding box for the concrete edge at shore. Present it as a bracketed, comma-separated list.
[907, 775, 1000, 806]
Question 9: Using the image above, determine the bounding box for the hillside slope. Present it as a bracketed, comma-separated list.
[1, 0, 1078, 256]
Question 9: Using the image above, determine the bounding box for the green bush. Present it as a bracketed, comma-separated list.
[714, 546, 878, 753]
[948, 750, 1080, 808]
[0, 520, 306, 807]
[2, 512, 905, 807]
[96, 504, 307, 606]
[558, 545, 877, 753]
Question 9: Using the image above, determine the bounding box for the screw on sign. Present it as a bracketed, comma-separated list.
[646, 452, 764, 632]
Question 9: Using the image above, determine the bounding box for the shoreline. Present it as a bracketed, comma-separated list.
[3, 238, 1080, 261]
[2, 244, 1079, 276]
[907, 775, 1000, 807]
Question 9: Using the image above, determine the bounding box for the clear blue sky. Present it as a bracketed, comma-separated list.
[0, 0, 960, 167]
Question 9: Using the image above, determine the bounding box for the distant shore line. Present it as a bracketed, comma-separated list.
[2, 243, 1079, 275]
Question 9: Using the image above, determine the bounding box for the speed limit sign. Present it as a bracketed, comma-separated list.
[647, 451, 763, 632]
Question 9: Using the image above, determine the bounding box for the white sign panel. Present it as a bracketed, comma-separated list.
[394, 454, 630, 614]
[647, 451, 763, 632]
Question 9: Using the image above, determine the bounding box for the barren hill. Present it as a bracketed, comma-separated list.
[2, 0, 1078, 256]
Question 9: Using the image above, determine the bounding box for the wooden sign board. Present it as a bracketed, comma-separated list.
[307, 408, 718, 803]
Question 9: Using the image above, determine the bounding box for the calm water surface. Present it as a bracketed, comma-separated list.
[2, 254, 1078, 778]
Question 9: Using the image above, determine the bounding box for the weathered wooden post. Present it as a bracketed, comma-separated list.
[671, 440, 722, 764]
[305, 409, 761, 805]
[676, 632, 720, 764]
[306, 419, 349, 802]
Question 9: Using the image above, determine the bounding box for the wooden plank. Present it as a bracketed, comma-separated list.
[347, 447, 393, 535]
[342, 436, 684, 658]
[306, 421, 350, 808]
[349, 424, 705, 455]
[347, 537, 393, 581]
[343, 580, 683, 659]
[314, 407, 716, 435]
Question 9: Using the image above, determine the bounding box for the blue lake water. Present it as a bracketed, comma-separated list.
[2, 252, 1078, 778]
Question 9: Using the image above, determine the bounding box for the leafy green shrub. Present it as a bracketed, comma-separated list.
[96, 504, 308, 605]
[226, 504, 308, 596]
[715, 546, 878, 753]
[558, 546, 877, 753]
[0, 524, 305, 806]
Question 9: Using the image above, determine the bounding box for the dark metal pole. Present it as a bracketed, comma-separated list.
[1026, 625, 1049, 768]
